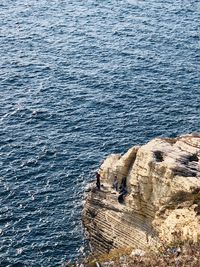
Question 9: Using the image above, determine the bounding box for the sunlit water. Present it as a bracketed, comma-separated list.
[0, 0, 200, 266]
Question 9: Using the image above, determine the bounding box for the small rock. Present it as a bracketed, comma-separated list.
[120, 256, 127, 262]
[130, 249, 146, 257]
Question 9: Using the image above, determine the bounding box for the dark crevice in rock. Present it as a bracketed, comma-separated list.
[173, 166, 197, 177]
[188, 154, 199, 162]
[191, 187, 200, 194]
[194, 205, 200, 215]
[167, 190, 200, 209]
[154, 151, 164, 162]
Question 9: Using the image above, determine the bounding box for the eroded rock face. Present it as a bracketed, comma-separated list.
[82, 134, 200, 254]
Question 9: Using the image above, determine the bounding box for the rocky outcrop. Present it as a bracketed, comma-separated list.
[82, 134, 200, 254]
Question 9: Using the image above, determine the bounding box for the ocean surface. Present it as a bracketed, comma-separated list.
[0, 0, 200, 266]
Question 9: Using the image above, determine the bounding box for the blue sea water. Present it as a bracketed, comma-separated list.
[0, 0, 200, 265]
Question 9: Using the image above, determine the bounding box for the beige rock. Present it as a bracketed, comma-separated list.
[82, 134, 200, 254]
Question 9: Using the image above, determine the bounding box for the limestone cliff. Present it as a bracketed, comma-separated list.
[82, 134, 200, 254]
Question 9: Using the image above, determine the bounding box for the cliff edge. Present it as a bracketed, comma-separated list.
[82, 134, 200, 254]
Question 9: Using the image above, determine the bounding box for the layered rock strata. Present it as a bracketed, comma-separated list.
[82, 134, 200, 254]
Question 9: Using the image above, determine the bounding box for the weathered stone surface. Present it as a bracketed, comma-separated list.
[82, 134, 200, 254]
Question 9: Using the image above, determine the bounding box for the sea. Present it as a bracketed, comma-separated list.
[0, 0, 199, 266]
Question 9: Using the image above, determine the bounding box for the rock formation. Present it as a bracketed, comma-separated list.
[82, 134, 200, 254]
